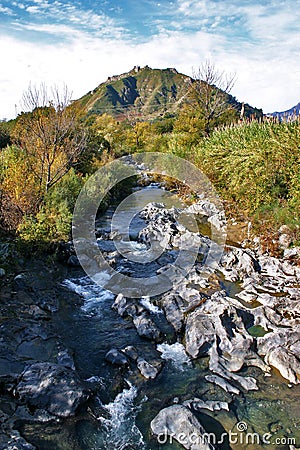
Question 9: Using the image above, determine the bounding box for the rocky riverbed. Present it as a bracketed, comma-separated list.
[0, 180, 299, 449]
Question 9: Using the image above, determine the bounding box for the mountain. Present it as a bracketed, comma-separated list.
[270, 102, 300, 120]
[78, 65, 263, 120]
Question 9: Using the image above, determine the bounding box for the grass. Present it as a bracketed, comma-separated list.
[190, 119, 300, 245]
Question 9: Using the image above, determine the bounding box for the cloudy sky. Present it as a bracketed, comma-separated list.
[0, 0, 300, 119]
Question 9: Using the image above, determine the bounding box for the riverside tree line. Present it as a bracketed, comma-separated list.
[0, 62, 299, 251]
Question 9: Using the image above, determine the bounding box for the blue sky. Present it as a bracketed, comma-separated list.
[0, 0, 300, 118]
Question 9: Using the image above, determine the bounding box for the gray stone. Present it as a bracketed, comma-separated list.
[133, 313, 162, 342]
[15, 362, 88, 417]
[0, 430, 36, 449]
[205, 375, 240, 395]
[13, 273, 30, 290]
[265, 346, 300, 384]
[67, 255, 80, 266]
[183, 398, 229, 412]
[161, 293, 185, 332]
[137, 358, 158, 379]
[185, 310, 216, 358]
[151, 404, 214, 450]
[122, 346, 138, 361]
[105, 348, 129, 367]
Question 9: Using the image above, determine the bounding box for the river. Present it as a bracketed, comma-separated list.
[17, 183, 300, 450]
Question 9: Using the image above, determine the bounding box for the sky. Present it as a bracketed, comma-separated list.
[0, 0, 300, 119]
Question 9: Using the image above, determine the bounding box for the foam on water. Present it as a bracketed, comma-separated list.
[99, 381, 145, 449]
[157, 342, 192, 371]
[140, 296, 163, 314]
[62, 275, 114, 316]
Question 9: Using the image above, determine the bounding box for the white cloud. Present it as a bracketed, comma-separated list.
[26, 5, 40, 13]
[12, 0, 126, 38]
[0, 4, 15, 15]
[12, 2, 26, 9]
[0, 0, 300, 118]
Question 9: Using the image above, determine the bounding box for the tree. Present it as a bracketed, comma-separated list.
[189, 61, 236, 136]
[0, 121, 12, 149]
[13, 84, 87, 200]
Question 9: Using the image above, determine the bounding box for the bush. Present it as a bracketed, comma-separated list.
[194, 120, 300, 216]
[17, 169, 84, 242]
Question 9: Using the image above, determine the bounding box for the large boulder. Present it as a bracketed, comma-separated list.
[150, 404, 214, 450]
[15, 362, 89, 418]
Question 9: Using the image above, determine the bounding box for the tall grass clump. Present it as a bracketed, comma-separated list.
[193, 120, 300, 234]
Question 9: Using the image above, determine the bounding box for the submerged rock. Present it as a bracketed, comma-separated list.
[205, 374, 240, 395]
[105, 349, 129, 367]
[183, 398, 229, 412]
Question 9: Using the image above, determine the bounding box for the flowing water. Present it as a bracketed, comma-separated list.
[19, 185, 300, 450]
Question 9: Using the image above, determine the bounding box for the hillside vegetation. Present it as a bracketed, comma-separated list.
[0, 66, 299, 255]
[78, 65, 262, 121]
[193, 121, 300, 238]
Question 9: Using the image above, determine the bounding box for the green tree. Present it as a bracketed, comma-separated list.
[0, 121, 12, 149]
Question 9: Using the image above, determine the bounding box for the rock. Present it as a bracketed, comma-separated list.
[13, 273, 30, 291]
[205, 374, 240, 395]
[67, 255, 80, 266]
[137, 358, 158, 379]
[122, 346, 139, 361]
[105, 349, 129, 367]
[278, 234, 292, 249]
[133, 313, 162, 342]
[15, 362, 88, 418]
[208, 341, 258, 391]
[278, 225, 293, 249]
[57, 350, 75, 370]
[0, 429, 37, 449]
[265, 346, 300, 384]
[283, 246, 300, 261]
[26, 305, 49, 319]
[185, 310, 216, 358]
[160, 293, 185, 332]
[219, 247, 260, 281]
[112, 293, 128, 317]
[150, 404, 214, 449]
[183, 398, 229, 412]
[0, 356, 26, 382]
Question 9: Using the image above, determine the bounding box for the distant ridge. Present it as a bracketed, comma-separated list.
[77, 65, 263, 120]
[269, 102, 300, 120]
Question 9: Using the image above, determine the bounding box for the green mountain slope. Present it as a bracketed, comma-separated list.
[78, 65, 262, 120]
